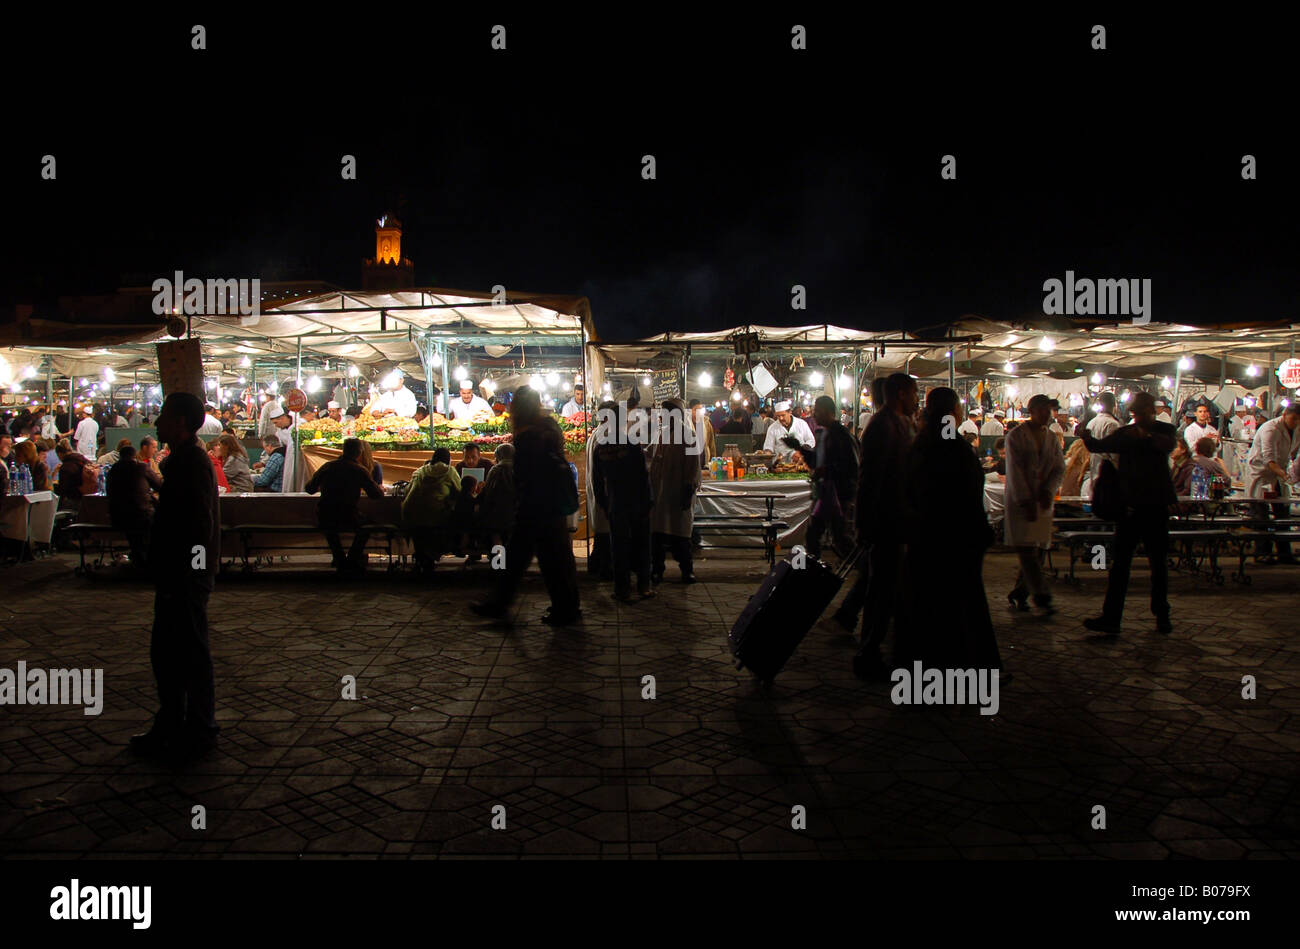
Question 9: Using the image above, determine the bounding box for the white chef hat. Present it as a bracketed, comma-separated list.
[267, 404, 286, 419]
[993, 408, 1006, 417]
[326, 401, 340, 409]
[970, 407, 983, 415]
[84, 405, 94, 415]
[459, 379, 474, 390]
[774, 399, 792, 412]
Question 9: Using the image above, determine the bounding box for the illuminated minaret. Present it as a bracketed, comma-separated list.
[362, 213, 414, 289]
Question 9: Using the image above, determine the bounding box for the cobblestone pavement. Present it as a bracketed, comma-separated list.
[1, 547, 1297, 859]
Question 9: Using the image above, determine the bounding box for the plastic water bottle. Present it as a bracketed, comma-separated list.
[99, 463, 110, 495]
[18, 464, 31, 495]
[1190, 465, 1206, 500]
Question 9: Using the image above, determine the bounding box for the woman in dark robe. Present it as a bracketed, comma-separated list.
[895, 387, 1003, 672]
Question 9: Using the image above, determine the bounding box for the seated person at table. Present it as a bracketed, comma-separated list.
[54, 443, 97, 510]
[1060, 439, 1091, 498]
[205, 438, 229, 491]
[1169, 439, 1194, 497]
[993, 437, 1007, 476]
[251, 434, 286, 492]
[359, 441, 383, 487]
[97, 437, 133, 466]
[401, 447, 462, 570]
[476, 442, 516, 548]
[455, 443, 493, 485]
[305, 437, 384, 573]
[453, 475, 480, 557]
[14, 439, 51, 491]
[1191, 436, 1230, 481]
[216, 433, 254, 493]
[107, 444, 162, 568]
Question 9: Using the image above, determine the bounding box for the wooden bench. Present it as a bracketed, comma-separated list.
[232, 522, 405, 571]
[694, 514, 789, 565]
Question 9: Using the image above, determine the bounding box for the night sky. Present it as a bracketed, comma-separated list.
[4, 11, 1295, 340]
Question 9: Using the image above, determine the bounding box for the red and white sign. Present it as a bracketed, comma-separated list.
[284, 387, 308, 413]
[1278, 359, 1300, 388]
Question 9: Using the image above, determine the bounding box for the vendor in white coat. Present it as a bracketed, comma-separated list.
[1085, 391, 1121, 489]
[1004, 394, 1066, 612]
[1183, 403, 1219, 452]
[762, 399, 815, 461]
[73, 406, 99, 458]
[373, 371, 418, 418]
[267, 403, 297, 492]
[1243, 405, 1300, 560]
[958, 407, 982, 438]
[980, 408, 1006, 436]
[449, 378, 492, 420]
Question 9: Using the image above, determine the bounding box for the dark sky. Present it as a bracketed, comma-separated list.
[4, 11, 1296, 340]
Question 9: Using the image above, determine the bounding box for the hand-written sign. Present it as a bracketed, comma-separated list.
[651, 370, 680, 404]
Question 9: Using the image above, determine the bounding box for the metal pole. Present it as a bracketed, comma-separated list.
[424, 337, 436, 450]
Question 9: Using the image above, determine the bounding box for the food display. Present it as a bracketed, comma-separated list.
[296, 408, 585, 456]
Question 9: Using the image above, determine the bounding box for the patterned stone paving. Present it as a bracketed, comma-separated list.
[0, 546, 1297, 859]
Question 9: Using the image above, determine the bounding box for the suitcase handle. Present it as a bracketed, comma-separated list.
[834, 544, 865, 580]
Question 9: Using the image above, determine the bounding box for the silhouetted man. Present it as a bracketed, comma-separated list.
[852, 372, 918, 679]
[131, 392, 221, 759]
[1081, 392, 1177, 636]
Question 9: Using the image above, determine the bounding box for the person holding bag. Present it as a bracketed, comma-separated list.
[471, 386, 582, 626]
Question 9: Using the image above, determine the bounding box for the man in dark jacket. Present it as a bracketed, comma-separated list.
[106, 444, 162, 568]
[592, 421, 654, 600]
[850, 373, 918, 679]
[471, 386, 581, 625]
[305, 437, 384, 573]
[790, 395, 859, 559]
[1081, 391, 1177, 636]
[131, 392, 221, 760]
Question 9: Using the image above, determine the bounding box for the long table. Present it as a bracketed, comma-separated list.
[696, 478, 811, 549]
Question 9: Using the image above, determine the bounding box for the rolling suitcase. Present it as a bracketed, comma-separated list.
[728, 546, 863, 684]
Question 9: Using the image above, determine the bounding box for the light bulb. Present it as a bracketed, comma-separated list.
[1120, 391, 1131, 402]
[348, 365, 360, 378]
[642, 375, 651, 387]
[697, 372, 712, 387]
[453, 365, 468, 382]
[1038, 336, 1055, 352]
[1004, 362, 1016, 374]
[732, 390, 741, 401]
[307, 376, 322, 393]
[240, 356, 251, 368]
[546, 372, 560, 387]
[809, 371, 823, 387]
[837, 375, 849, 390]
[1246, 364, 1260, 377]
[1162, 377, 1172, 388]
[431, 353, 442, 367]
[22, 366, 36, 379]
[1178, 357, 1193, 371]
[1091, 372, 1105, 385]
[530, 374, 543, 390]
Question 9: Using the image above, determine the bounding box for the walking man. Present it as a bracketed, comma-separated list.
[851, 373, 917, 679]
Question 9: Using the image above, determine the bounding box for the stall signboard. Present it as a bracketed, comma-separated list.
[284, 388, 307, 413]
[155, 339, 205, 400]
[651, 369, 680, 404]
[1279, 358, 1300, 388]
[733, 332, 762, 356]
